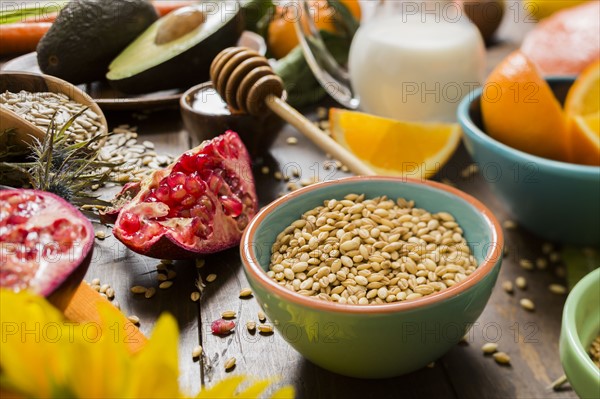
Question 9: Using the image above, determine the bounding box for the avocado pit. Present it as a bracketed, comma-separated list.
[154, 9, 206, 45]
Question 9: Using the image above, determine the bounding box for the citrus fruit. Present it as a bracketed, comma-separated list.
[569, 113, 600, 166]
[522, 0, 587, 20]
[329, 108, 461, 179]
[481, 50, 569, 162]
[565, 60, 600, 116]
[268, 0, 361, 59]
[521, 1, 599, 76]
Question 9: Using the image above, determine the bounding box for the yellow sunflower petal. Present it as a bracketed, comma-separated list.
[195, 376, 246, 398]
[270, 386, 296, 399]
[236, 379, 273, 398]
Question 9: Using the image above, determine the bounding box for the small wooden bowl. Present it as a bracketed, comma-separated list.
[180, 82, 284, 155]
[0, 71, 108, 147]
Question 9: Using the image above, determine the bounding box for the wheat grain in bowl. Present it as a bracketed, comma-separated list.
[268, 194, 477, 305]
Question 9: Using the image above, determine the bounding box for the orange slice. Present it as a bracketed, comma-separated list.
[569, 112, 600, 166]
[329, 108, 461, 179]
[565, 60, 600, 116]
[481, 50, 569, 162]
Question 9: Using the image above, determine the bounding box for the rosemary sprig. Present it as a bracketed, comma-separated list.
[0, 110, 122, 207]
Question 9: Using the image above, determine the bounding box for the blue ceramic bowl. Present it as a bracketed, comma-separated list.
[458, 78, 600, 246]
[241, 176, 503, 378]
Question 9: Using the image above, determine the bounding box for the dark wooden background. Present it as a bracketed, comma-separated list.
[2, 1, 582, 398]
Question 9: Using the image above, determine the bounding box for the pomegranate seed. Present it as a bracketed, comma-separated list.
[178, 153, 197, 172]
[155, 185, 171, 202]
[220, 196, 243, 217]
[166, 172, 186, 188]
[180, 195, 197, 208]
[120, 212, 141, 234]
[211, 319, 235, 335]
[180, 209, 191, 218]
[185, 177, 205, 196]
[7, 215, 28, 225]
[208, 174, 224, 193]
[170, 186, 187, 201]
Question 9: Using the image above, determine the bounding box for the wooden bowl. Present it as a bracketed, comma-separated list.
[0, 71, 108, 148]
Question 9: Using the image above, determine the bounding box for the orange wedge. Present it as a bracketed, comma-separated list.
[569, 113, 600, 166]
[565, 60, 600, 116]
[481, 50, 569, 162]
[329, 109, 461, 179]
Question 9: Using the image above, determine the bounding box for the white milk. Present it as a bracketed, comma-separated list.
[348, 11, 485, 122]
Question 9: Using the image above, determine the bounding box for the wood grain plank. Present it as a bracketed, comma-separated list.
[84, 108, 202, 394]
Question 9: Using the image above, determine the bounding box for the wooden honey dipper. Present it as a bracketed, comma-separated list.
[210, 47, 375, 176]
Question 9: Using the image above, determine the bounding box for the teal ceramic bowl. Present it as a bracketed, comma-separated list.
[458, 78, 600, 246]
[241, 176, 503, 378]
[560, 268, 600, 398]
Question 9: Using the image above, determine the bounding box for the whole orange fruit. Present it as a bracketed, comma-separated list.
[481, 51, 569, 162]
[268, 0, 361, 59]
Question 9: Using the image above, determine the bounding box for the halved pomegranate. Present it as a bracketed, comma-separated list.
[0, 189, 94, 310]
[113, 131, 258, 259]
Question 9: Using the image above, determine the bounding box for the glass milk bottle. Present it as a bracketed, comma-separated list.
[295, 0, 486, 122]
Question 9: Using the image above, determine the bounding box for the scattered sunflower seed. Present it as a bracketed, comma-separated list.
[258, 324, 274, 334]
[501, 281, 513, 294]
[520, 298, 535, 311]
[221, 310, 236, 319]
[549, 374, 568, 391]
[130, 286, 147, 294]
[99, 284, 109, 293]
[519, 259, 534, 270]
[191, 291, 201, 302]
[502, 220, 517, 230]
[224, 357, 236, 371]
[460, 163, 479, 178]
[157, 273, 168, 282]
[261, 166, 270, 175]
[258, 311, 266, 323]
[106, 287, 115, 299]
[91, 278, 101, 285]
[145, 287, 156, 298]
[167, 270, 177, 280]
[493, 352, 511, 365]
[549, 252, 561, 263]
[542, 243, 554, 254]
[95, 230, 106, 240]
[195, 258, 205, 269]
[206, 274, 217, 283]
[286, 137, 298, 145]
[161, 259, 173, 265]
[548, 284, 567, 295]
[535, 257, 548, 270]
[273, 171, 283, 181]
[482, 342, 498, 354]
[239, 288, 253, 298]
[192, 345, 203, 359]
[128, 315, 140, 325]
[159, 281, 174, 289]
[515, 276, 527, 290]
[156, 263, 168, 271]
[246, 321, 256, 331]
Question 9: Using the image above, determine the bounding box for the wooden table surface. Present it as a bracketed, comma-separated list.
[2, 2, 582, 398]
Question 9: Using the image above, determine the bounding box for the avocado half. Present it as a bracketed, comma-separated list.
[107, 3, 243, 94]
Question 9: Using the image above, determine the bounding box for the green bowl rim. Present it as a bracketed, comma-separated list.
[562, 268, 600, 375]
[457, 76, 600, 176]
[241, 176, 503, 315]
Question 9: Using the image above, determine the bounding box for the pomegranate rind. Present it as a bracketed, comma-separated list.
[113, 131, 258, 259]
[0, 189, 94, 310]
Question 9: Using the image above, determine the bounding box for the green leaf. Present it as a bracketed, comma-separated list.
[562, 246, 600, 290]
[241, 0, 275, 33]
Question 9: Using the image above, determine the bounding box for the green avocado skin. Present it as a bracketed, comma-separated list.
[37, 0, 158, 84]
[107, 11, 244, 94]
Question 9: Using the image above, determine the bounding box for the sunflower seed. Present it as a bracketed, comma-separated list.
[127, 315, 140, 325]
[501, 281, 513, 294]
[130, 286, 147, 294]
[221, 310, 236, 319]
[520, 298, 535, 311]
[191, 291, 201, 302]
[258, 310, 266, 322]
[286, 137, 298, 145]
[482, 342, 498, 354]
[159, 281, 173, 289]
[246, 321, 256, 331]
[239, 288, 253, 298]
[224, 357, 236, 371]
[548, 284, 567, 295]
[515, 276, 527, 290]
[192, 345, 203, 358]
[145, 287, 156, 298]
[258, 324, 274, 334]
[493, 352, 511, 365]
[206, 274, 217, 283]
